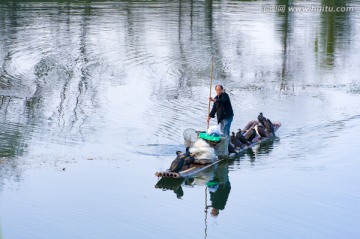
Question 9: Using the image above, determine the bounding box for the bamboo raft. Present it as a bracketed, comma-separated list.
[155, 122, 281, 179]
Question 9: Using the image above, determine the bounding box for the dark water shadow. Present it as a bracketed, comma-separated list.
[0, 157, 22, 191]
[228, 137, 279, 167]
[318, 0, 352, 69]
[154, 160, 232, 238]
[155, 160, 231, 215]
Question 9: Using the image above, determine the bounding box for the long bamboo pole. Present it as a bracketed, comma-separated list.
[207, 57, 214, 129]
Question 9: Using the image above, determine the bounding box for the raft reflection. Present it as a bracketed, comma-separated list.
[155, 160, 231, 217]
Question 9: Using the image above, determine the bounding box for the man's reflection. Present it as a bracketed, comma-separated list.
[206, 161, 231, 217]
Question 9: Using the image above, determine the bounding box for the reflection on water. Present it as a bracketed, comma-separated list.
[0, 1, 360, 238]
[156, 160, 231, 218]
[0, 157, 22, 192]
[207, 161, 231, 217]
[0, 95, 36, 157]
[318, 0, 352, 68]
[0, 0, 359, 157]
[244, 137, 278, 163]
[155, 138, 278, 218]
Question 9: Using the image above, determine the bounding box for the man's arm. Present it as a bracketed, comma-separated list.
[209, 103, 216, 118]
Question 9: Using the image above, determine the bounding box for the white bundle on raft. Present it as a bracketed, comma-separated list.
[189, 139, 216, 164]
[207, 125, 222, 136]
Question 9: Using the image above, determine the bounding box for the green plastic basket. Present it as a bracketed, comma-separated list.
[198, 132, 221, 143]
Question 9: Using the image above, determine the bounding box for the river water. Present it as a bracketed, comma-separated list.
[0, 0, 360, 238]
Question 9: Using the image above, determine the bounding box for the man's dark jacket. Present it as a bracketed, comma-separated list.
[210, 181, 231, 210]
[209, 92, 234, 124]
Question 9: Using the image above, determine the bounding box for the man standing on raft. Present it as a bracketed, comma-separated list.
[207, 85, 234, 137]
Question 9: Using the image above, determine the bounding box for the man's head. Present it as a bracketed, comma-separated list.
[211, 207, 219, 217]
[215, 85, 223, 96]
